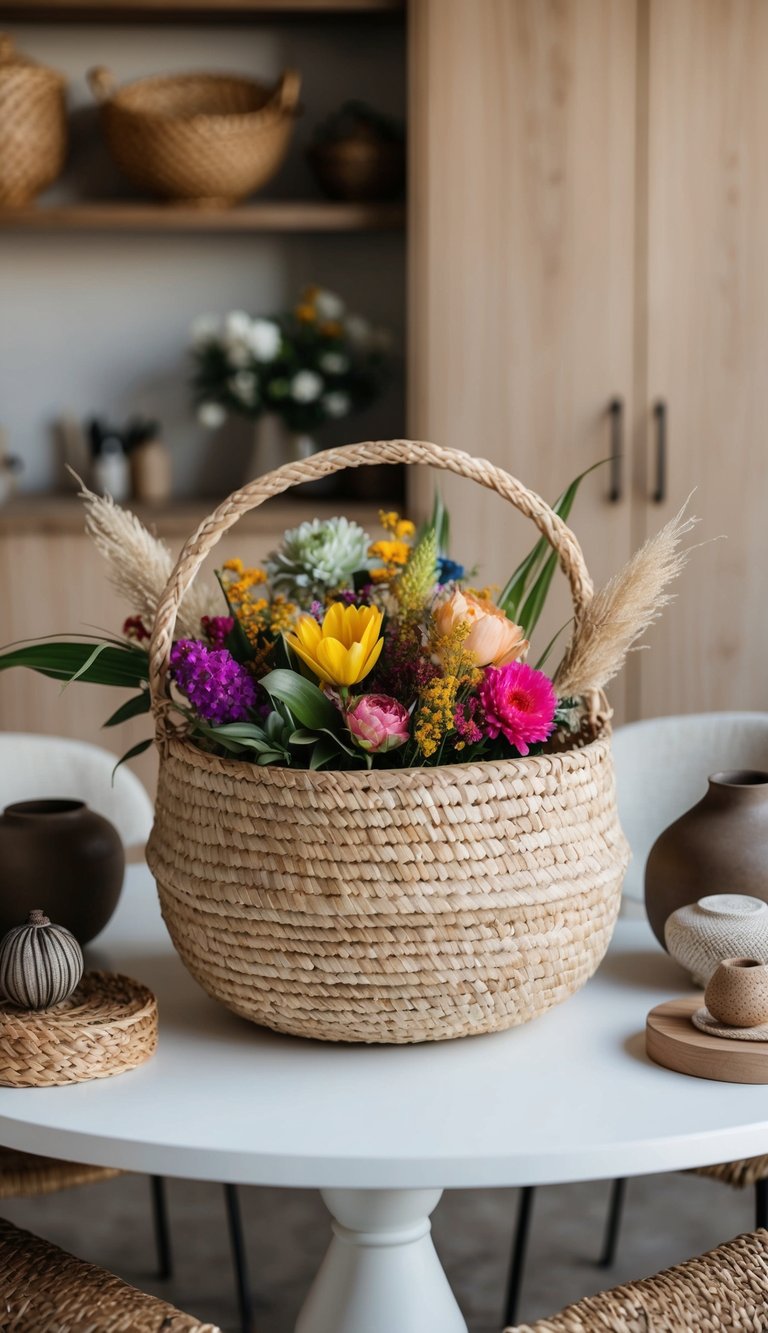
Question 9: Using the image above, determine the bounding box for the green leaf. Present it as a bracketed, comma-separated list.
[517, 549, 559, 638]
[431, 489, 450, 556]
[534, 620, 571, 671]
[0, 641, 149, 688]
[289, 729, 318, 745]
[309, 735, 341, 770]
[103, 691, 151, 727]
[260, 669, 341, 733]
[111, 737, 152, 781]
[498, 459, 607, 618]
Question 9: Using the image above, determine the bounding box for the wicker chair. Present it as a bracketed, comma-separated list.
[0, 1215, 221, 1331]
[506, 1228, 768, 1332]
[503, 713, 768, 1326]
[0, 735, 254, 1332]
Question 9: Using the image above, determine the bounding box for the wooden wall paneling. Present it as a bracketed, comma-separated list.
[0, 509, 380, 796]
[408, 0, 638, 716]
[638, 0, 768, 716]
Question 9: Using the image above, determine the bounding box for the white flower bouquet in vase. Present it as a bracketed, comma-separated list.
[191, 285, 390, 489]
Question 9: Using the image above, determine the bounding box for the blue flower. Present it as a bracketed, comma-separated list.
[436, 556, 465, 584]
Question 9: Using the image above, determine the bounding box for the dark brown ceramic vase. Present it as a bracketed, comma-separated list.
[645, 770, 768, 948]
[0, 799, 124, 945]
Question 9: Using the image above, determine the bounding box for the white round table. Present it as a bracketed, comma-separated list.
[2, 865, 768, 1333]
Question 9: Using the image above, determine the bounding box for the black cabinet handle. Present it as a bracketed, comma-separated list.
[652, 401, 667, 503]
[608, 398, 622, 503]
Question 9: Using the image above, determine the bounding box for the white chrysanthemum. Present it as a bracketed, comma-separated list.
[345, 314, 371, 347]
[291, 370, 323, 403]
[226, 342, 251, 369]
[322, 391, 350, 419]
[246, 318, 281, 362]
[229, 371, 258, 405]
[319, 350, 349, 375]
[314, 288, 345, 321]
[267, 516, 371, 604]
[190, 313, 222, 349]
[198, 402, 226, 428]
[224, 310, 252, 342]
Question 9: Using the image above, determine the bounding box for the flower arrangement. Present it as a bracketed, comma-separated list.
[0, 463, 695, 776]
[191, 286, 389, 434]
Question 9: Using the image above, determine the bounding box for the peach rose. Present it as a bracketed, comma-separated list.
[434, 590, 529, 667]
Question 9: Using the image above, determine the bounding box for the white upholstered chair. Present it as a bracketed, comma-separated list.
[504, 711, 768, 1326]
[0, 732, 153, 847]
[613, 712, 768, 911]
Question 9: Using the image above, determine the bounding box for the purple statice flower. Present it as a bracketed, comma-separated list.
[170, 640, 257, 725]
[309, 599, 325, 623]
[201, 615, 235, 649]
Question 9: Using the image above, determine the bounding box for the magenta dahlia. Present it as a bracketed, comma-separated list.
[478, 661, 557, 756]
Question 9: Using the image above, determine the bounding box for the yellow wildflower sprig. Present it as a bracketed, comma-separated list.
[413, 617, 480, 759]
[218, 560, 298, 658]
[368, 510, 417, 585]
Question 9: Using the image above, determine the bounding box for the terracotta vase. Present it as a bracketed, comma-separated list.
[0, 799, 124, 945]
[645, 770, 768, 949]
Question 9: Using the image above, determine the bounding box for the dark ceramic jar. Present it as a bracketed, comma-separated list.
[0, 799, 124, 945]
[645, 770, 768, 949]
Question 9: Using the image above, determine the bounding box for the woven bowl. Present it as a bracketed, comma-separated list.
[88, 66, 300, 206]
[146, 440, 630, 1044]
[0, 35, 67, 207]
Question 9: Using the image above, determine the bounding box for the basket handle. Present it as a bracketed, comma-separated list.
[87, 66, 116, 103]
[148, 439, 594, 723]
[273, 68, 301, 114]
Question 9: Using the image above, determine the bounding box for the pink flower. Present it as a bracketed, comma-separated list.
[478, 661, 557, 756]
[346, 693, 410, 754]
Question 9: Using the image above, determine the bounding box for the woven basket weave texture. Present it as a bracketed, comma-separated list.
[0, 970, 157, 1086]
[147, 439, 630, 1044]
[507, 1228, 768, 1332]
[89, 66, 300, 204]
[0, 35, 66, 206]
[0, 1218, 220, 1332]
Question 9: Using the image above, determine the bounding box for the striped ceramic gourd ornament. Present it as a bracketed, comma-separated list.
[0, 910, 83, 1010]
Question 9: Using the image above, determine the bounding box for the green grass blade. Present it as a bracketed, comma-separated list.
[111, 737, 153, 780]
[103, 691, 151, 727]
[534, 620, 571, 671]
[498, 459, 607, 617]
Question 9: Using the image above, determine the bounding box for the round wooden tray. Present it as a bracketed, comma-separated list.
[0, 971, 157, 1087]
[647, 996, 768, 1085]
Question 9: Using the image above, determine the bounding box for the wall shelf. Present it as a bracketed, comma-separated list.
[0, 201, 405, 233]
[0, 0, 403, 19]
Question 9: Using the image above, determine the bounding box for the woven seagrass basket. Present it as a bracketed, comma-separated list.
[88, 66, 300, 206]
[0, 35, 66, 207]
[147, 440, 630, 1044]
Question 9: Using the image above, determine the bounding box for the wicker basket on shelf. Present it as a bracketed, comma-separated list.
[146, 440, 630, 1045]
[88, 66, 301, 206]
[0, 35, 67, 207]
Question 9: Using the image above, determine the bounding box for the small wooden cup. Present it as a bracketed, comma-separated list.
[704, 957, 768, 1028]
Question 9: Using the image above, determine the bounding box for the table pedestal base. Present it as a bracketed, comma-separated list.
[295, 1187, 468, 1333]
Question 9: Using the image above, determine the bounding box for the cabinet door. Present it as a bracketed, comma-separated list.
[636, 0, 768, 716]
[409, 0, 637, 712]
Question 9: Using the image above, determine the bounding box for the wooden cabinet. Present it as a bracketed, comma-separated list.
[409, 0, 768, 720]
[631, 0, 768, 716]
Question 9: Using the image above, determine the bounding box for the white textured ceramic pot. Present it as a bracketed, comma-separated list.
[665, 894, 768, 987]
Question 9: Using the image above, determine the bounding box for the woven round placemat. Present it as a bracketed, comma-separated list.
[0, 971, 157, 1087]
[692, 1006, 768, 1042]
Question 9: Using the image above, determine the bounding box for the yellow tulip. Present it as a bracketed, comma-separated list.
[285, 603, 384, 688]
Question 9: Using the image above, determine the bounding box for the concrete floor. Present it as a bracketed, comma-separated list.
[1, 1166, 757, 1330]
